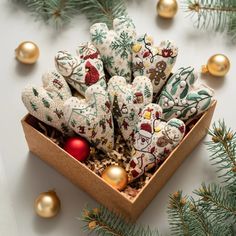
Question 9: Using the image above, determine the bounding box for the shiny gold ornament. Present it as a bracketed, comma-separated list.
[156, 0, 178, 19]
[102, 165, 128, 191]
[34, 191, 61, 218]
[202, 54, 230, 77]
[15, 41, 40, 64]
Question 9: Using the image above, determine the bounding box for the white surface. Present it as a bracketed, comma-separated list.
[0, 0, 235, 235]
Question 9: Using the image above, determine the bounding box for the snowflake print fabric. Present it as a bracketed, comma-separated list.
[90, 16, 136, 82]
[22, 71, 73, 135]
[107, 76, 153, 149]
[129, 104, 185, 180]
[63, 84, 114, 152]
[55, 42, 106, 96]
[132, 34, 178, 94]
[157, 66, 215, 121]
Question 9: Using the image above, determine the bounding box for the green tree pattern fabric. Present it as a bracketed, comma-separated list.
[22, 71, 73, 135]
[90, 16, 136, 82]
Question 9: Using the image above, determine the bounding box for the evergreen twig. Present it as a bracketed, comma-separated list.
[81, 121, 236, 235]
[207, 120, 236, 190]
[12, 0, 127, 28]
[182, 0, 236, 41]
[80, 206, 159, 236]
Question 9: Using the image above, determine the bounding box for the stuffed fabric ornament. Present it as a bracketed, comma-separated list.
[22, 71, 73, 135]
[129, 104, 185, 179]
[132, 34, 178, 94]
[90, 16, 136, 82]
[55, 42, 106, 96]
[63, 84, 114, 152]
[107, 76, 153, 148]
[157, 66, 215, 121]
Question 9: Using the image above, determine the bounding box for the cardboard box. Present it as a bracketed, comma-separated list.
[21, 101, 216, 221]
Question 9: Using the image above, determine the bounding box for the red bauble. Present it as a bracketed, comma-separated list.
[63, 137, 90, 162]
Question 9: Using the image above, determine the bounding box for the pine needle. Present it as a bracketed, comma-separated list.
[182, 0, 236, 41]
[12, 0, 127, 28]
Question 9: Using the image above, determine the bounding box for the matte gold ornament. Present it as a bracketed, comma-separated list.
[156, 0, 178, 19]
[15, 41, 40, 64]
[202, 54, 230, 77]
[101, 165, 128, 191]
[34, 191, 61, 218]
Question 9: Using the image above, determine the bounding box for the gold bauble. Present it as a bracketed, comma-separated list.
[102, 165, 128, 191]
[156, 0, 178, 19]
[202, 54, 230, 77]
[15, 41, 40, 64]
[34, 191, 61, 218]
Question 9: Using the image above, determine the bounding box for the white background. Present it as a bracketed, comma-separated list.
[0, 0, 236, 235]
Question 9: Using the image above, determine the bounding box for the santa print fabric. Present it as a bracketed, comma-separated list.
[129, 104, 186, 179]
[107, 75, 153, 149]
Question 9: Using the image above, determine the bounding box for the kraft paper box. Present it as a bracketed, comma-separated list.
[21, 101, 216, 221]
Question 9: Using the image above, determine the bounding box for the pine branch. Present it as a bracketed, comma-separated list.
[183, 0, 236, 41]
[188, 197, 234, 236]
[206, 120, 236, 191]
[77, 0, 127, 28]
[80, 206, 160, 236]
[167, 191, 191, 236]
[12, 0, 127, 28]
[168, 189, 235, 236]
[194, 183, 236, 224]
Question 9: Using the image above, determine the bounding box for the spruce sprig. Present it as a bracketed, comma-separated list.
[167, 191, 190, 236]
[77, 0, 126, 28]
[81, 121, 236, 235]
[183, 0, 236, 41]
[12, 0, 127, 28]
[81, 206, 160, 236]
[194, 183, 236, 224]
[206, 120, 236, 190]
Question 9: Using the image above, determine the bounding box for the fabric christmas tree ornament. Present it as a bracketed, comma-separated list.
[90, 16, 136, 82]
[107, 75, 153, 149]
[55, 42, 106, 96]
[157, 66, 215, 121]
[63, 84, 114, 152]
[129, 103, 185, 179]
[22, 71, 73, 135]
[132, 34, 178, 94]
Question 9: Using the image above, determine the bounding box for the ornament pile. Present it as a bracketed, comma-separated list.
[22, 16, 215, 196]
